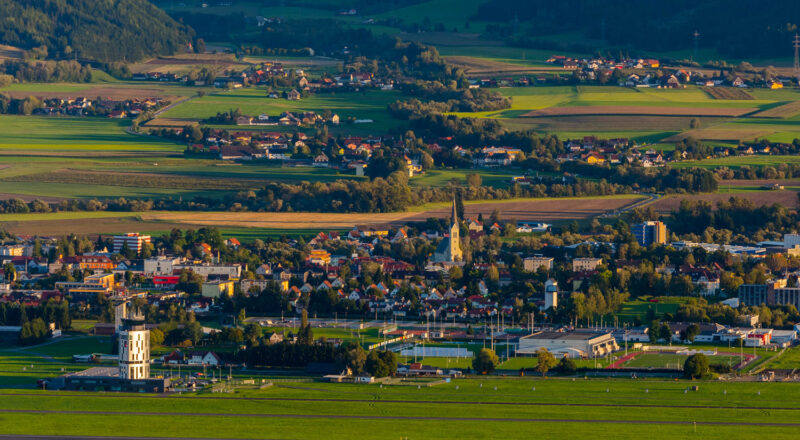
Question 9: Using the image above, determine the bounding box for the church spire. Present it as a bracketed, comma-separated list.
[451, 196, 458, 226]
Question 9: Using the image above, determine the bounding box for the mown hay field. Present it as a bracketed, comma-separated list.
[649, 191, 799, 212]
[751, 100, 800, 118]
[704, 87, 754, 100]
[522, 105, 758, 117]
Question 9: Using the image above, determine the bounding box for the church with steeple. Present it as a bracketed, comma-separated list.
[433, 198, 463, 263]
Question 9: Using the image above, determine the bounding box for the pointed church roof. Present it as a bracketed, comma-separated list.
[451, 197, 458, 226]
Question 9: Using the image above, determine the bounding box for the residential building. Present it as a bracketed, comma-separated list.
[201, 280, 235, 298]
[572, 258, 603, 272]
[113, 233, 151, 254]
[632, 221, 667, 246]
[523, 257, 553, 272]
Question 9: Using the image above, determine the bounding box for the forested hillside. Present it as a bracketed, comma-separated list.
[476, 0, 800, 59]
[0, 0, 193, 62]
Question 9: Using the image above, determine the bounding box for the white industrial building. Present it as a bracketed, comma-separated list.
[517, 331, 619, 358]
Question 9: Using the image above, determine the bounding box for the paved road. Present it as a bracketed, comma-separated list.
[1, 408, 799, 427]
[2, 391, 798, 412]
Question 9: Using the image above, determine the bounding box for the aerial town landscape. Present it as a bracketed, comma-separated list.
[4, 1, 800, 439]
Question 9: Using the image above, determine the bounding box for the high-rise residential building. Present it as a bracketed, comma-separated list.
[113, 233, 151, 254]
[632, 221, 667, 246]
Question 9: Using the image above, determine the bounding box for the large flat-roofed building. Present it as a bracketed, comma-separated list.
[48, 366, 169, 393]
[113, 233, 151, 254]
[517, 331, 619, 358]
[739, 279, 787, 306]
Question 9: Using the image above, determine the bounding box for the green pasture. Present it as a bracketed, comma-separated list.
[0, 378, 799, 438]
[621, 353, 741, 369]
[160, 87, 403, 131]
[671, 155, 800, 169]
[0, 116, 183, 152]
[762, 346, 800, 370]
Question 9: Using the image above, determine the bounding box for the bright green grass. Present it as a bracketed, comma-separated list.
[622, 353, 740, 369]
[615, 297, 691, 323]
[0, 116, 183, 152]
[671, 155, 800, 169]
[411, 168, 519, 187]
[161, 88, 403, 132]
[1, 378, 799, 438]
[17, 336, 112, 361]
[762, 346, 800, 370]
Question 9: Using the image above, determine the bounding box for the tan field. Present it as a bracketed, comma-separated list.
[662, 128, 774, 142]
[508, 115, 716, 132]
[522, 106, 758, 118]
[751, 101, 800, 118]
[141, 196, 643, 229]
[445, 56, 562, 77]
[650, 191, 798, 212]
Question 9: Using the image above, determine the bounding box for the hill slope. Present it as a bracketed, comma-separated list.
[475, 0, 800, 59]
[0, 0, 193, 62]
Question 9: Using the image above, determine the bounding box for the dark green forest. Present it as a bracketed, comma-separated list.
[476, 0, 800, 59]
[0, 0, 193, 62]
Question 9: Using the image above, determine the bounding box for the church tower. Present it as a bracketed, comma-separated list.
[448, 198, 463, 261]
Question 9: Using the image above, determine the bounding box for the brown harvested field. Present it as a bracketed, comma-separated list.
[140, 197, 643, 229]
[128, 54, 246, 74]
[704, 87, 754, 100]
[751, 101, 800, 118]
[0, 44, 23, 60]
[719, 179, 800, 187]
[507, 115, 719, 132]
[0, 217, 184, 237]
[145, 118, 200, 127]
[445, 56, 561, 76]
[649, 191, 799, 212]
[521, 106, 758, 118]
[662, 128, 774, 142]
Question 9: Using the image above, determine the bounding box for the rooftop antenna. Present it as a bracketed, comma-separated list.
[692, 30, 700, 62]
[793, 33, 800, 82]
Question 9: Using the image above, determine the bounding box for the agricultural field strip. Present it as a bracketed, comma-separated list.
[0, 407, 798, 426]
[2, 392, 798, 412]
